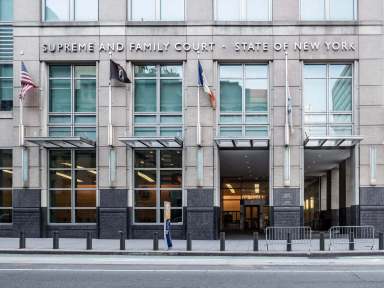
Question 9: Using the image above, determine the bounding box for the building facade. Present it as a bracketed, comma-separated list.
[0, 0, 383, 239]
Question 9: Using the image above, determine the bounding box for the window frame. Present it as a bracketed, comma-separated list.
[0, 149, 12, 224]
[48, 64, 97, 141]
[0, 63, 13, 112]
[43, 0, 99, 22]
[48, 149, 97, 225]
[300, 0, 357, 21]
[214, 0, 272, 21]
[218, 63, 270, 138]
[128, 0, 186, 21]
[303, 63, 354, 137]
[133, 149, 183, 225]
[133, 63, 184, 138]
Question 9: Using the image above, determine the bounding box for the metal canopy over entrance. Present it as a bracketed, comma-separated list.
[25, 137, 96, 148]
[215, 137, 269, 149]
[118, 137, 183, 148]
[304, 136, 363, 148]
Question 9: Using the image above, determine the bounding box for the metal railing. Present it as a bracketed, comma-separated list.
[329, 226, 375, 250]
[265, 226, 312, 251]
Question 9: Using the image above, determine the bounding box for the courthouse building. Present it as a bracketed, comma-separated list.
[0, 0, 383, 239]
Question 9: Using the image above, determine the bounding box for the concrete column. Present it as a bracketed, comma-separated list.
[345, 157, 353, 225]
[331, 167, 340, 226]
[350, 147, 360, 226]
[320, 175, 327, 211]
[339, 161, 347, 226]
[99, 189, 128, 239]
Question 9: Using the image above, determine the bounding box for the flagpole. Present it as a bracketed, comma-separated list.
[108, 52, 113, 147]
[284, 51, 291, 186]
[197, 52, 201, 147]
[19, 59, 24, 147]
[19, 96, 24, 146]
[196, 52, 203, 187]
[284, 51, 289, 147]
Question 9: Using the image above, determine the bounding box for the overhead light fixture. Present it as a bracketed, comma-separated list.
[61, 162, 72, 167]
[138, 171, 155, 183]
[61, 163, 96, 175]
[56, 172, 71, 180]
[55, 172, 83, 183]
[75, 165, 97, 175]
[2, 169, 13, 174]
[226, 183, 236, 194]
[254, 183, 260, 194]
[310, 197, 315, 209]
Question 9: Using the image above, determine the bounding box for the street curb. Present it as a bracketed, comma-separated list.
[0, 249, 384, 257]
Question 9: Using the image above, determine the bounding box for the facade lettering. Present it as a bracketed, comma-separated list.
[42, 41, 357, 54]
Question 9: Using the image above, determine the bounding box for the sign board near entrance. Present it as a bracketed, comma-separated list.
[274, 188, 300, 206]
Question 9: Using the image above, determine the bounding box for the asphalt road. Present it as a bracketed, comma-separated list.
[1, 255, 384, 288]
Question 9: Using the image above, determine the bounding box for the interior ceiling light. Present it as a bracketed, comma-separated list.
[2, 169, 13, 174]
[76, 165, 97, 175]
[138, 171, 155, 183]
[61, 162, 96, 175]
[310, 197, 315, 209]
[226, 183, 236, 194]
[305, 199, 309, 210]
[254, 183, 260, 194]
[55, 172, 83, 183]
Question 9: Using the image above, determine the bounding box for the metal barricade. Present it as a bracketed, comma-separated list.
[329, 226, 375, 250]
[265, 226, 312, 251]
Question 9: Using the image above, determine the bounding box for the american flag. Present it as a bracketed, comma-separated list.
[20, 62, 37, 100]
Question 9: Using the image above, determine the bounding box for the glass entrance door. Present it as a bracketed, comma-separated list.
[244, 205, 259, 231]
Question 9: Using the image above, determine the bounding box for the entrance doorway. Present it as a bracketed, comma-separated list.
[219, 150, 270, 235]
[244, 205, 259, 231]
[304, 149, 354, 230]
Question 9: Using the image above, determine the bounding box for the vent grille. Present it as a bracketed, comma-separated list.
[0, 25, 13, 61]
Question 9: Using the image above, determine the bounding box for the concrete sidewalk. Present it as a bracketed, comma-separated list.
[0, 237, 381, 257]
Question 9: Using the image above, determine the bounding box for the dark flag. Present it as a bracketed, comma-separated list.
[110, 60, 131, 83]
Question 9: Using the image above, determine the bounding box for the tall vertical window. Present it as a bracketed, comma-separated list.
[0, 0, 13, 111]
[48, 65, 96, 141]
[49, 150, 96, 224]
[301, 0, 356, 20]
[219, 64, 269, 137]
[130, 0, 185, 21]
[134, 149, 182, 224]
[44, 0, 98, 21]
[0, 64, 12, 111]
[134, 65, 183, 137]
[0, 150, 12, 224]
[304, 64, 353, 137]
[0, 0, 13, 21]
[216, 0, 271, 21]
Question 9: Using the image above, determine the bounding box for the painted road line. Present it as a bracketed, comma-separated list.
[0, 268, 384, 273]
